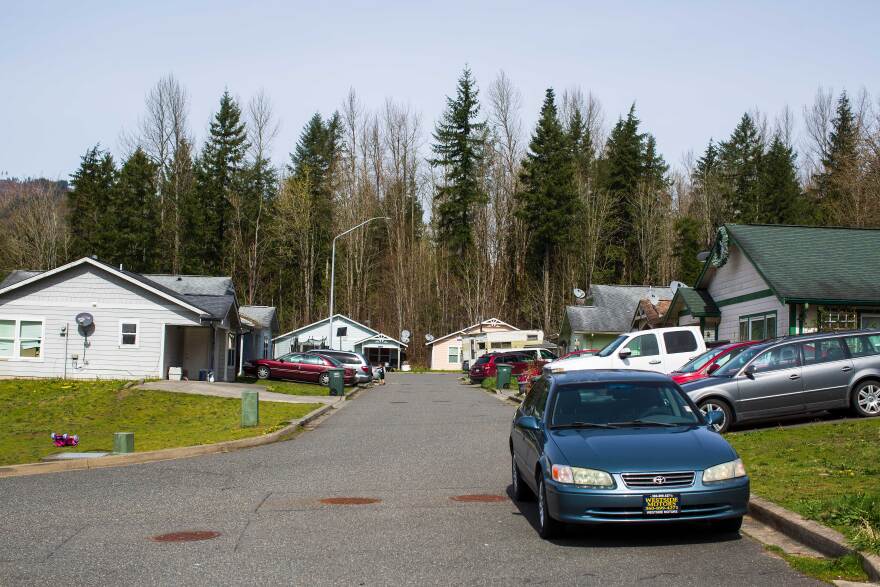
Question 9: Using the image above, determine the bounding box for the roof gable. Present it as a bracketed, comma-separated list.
[274, 314, 380, 341]
[426, 318, 519, 346]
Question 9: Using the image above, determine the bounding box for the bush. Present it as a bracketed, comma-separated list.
[480, 377, 497, 390]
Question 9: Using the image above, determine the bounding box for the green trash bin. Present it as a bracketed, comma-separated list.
[496, 364, 512, 390]
[327, 368, 345, 396]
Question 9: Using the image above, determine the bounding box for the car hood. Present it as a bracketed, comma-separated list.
[549, 426, 737, 472]
[547, 354, 612, 370]
[679, 376, 737, 395]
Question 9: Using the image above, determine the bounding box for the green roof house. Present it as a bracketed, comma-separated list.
[664, 224, 880, 342]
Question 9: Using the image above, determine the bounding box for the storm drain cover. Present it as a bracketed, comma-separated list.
[450, 494, 507, 503]
[151, 530, 221, 542]
[320, 497, 381, 505]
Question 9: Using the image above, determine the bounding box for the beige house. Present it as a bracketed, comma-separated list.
[426, 318, 518, 370]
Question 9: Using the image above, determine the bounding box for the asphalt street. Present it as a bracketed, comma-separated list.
[0, 374, 819, 586]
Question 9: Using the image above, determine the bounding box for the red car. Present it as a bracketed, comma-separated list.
[244, 352, 357, 386]
[669, 341, 757, 385]
[469, 351, 549, 384]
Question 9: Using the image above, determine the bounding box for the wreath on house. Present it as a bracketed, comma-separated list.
[710, 226, 729, 268]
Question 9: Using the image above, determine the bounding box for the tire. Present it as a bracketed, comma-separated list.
[256, 366, 271, 380]
[711, 516, 743, 534]
[852, 380, 880, 417]
[699, 398, 733, 433]
[537, 476, 561, 539]
[319, 373, 330, 386]
[511, 453, 533, 502]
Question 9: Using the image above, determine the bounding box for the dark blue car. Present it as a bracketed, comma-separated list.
[510, 369, 749, 539]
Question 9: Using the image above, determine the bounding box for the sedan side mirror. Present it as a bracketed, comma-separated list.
[705, 410, 723, 430]
[618, 347, 632, 360]
[743, 364, 756, 379]
[515, 415, 541, 431]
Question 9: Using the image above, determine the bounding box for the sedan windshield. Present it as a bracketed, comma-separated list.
[712, 345, 766, 377]
[596, 335, 628, 358]
[675, 346, 728, 373]
[550, 382, 701, 428]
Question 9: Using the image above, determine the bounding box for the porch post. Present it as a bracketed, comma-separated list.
[396, 346, 400, 369]
[238, 335, 245, 377]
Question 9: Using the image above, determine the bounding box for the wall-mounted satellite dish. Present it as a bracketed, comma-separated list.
[573, 288, 586, 300]
[669, 280, 687, 294]
[75, 312, 94, 328]
[697, 251, 711, 262]
[425, 333, 435, 342]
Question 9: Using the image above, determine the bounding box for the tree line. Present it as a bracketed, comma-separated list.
[1, 70, 879, 364]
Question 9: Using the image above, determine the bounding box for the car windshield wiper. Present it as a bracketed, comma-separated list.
[608, 419, 680, 428]
[550, 421, 618, 429]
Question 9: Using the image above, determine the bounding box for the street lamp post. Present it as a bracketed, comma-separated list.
[328, 217, 390, 350]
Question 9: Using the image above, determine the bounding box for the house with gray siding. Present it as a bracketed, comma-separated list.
[0, 256, 261, 381]
[239, 305, 279, 368]
[664, 224, 880, 341]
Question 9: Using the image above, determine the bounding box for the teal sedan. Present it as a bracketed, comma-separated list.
[510, 369, 749, 539]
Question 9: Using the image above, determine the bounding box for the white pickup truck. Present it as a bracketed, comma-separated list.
[548, 326, 706, 374]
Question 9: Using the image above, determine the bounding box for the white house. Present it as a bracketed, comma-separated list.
[426, 318, 520, 370]
[0, 256, 253, 381]
[273, 314, 408, 368]
[239, 305, 279, 370]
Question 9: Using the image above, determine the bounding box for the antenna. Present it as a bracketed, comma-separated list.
[424, 333, 435, 342]
[669, 280, 687, 294]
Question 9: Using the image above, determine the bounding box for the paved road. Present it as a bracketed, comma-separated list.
[0, 374, 818, 585]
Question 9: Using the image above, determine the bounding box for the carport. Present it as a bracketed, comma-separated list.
[353, 333, 408, 369]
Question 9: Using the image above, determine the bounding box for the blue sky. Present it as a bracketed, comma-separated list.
[2, 0, 878, 179]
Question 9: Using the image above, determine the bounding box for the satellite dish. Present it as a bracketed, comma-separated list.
[669, 280, 687, 294]
[697, 251, 711, 262]
[649, 293, 660, 307]
[425, 334, 435, 342]
[401, 329, 411, 342]
[572, 288, 586, 300]
[75, 312, 94, 328]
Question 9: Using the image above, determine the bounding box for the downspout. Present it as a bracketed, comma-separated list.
[238, 334, 245, 377]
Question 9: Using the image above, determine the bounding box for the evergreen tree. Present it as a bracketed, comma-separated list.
[166, 138, 198, 274]
[516, 88, 578, 330]
[719, 114, 764, 223]
[814, 92, 860, 223]
[430, 67, 486, 258]
[673, 215, 703, 285]
[68, 145, 116, 260]
[759, 135, 805, 225]
[194, 91, 249, 273]
[112, 148, 159, 272]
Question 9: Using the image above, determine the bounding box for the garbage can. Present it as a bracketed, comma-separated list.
[496, 364, 512, 390]
[327, 368, 345, 396]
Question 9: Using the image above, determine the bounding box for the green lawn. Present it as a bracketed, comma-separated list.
[764, 546, 868, 584]
[237, 377, 355, 396]
[0, 379, 321, 466]
[729, 418, 880, 553]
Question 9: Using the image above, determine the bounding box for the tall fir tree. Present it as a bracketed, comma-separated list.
[719, 114, 764, 224]
[111, 148, 159, 272]
[166, 138, 198, 273]
[516, 88, 578, 330]
[194, 91, 249, 274]
[430, 67, 487, 260]
[759, 135, 805, 225]
[673, 215, 703, 285]
[68, 145, 116, 260]
[814, 91, 860, 224]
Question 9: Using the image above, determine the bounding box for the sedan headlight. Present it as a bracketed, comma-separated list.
[702, 458, 747, 484]
[551, 464, 614, 488]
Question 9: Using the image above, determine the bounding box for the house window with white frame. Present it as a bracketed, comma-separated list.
[227, 333, 236, 367]
[119, 321, 139, 347]
[738, 312, 777, 341]
[448, 346, 460, 363]
[0, 318, 44, 359]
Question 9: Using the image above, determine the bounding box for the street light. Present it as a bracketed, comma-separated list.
[327, 216, 390, 350]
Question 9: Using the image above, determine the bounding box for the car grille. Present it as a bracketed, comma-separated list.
[622, 471, 695, 488]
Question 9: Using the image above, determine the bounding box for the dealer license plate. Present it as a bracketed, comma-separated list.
[643, 493, 680, 515]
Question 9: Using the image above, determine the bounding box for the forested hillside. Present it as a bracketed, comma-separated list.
[3, 71, 879, 365]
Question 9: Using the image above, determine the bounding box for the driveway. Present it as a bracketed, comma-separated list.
[0, 374, 818, 585]
[137, 379, 342, 405]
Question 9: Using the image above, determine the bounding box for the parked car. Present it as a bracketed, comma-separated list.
[669, 341, 757, 385]
[308, 349, 373, 384]
[547, 326, 706, 375]
[510, 369, 748, 539]
[558, 349, 599, 361]
[469, 351, 553, 384]
[244, 352, 357, 386]
[681, 330, 880, 433]
[519, 348, 559, 363]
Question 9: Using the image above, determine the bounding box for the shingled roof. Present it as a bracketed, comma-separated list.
[700, 224, 880, 305]
[565, 284, 674, 334]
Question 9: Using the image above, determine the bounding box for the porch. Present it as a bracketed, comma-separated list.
[162, 324, 235, 382]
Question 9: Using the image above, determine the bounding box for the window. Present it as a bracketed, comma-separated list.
[448, 346, 460, 363]
[663, 330, 697, 354]
[263, 336, 270, 359]
[540, 349, 557, 360]
[818, 307, 857, 332]
[801, 338, 847, 365]
[226, 333, 236, 367]
[0, 318, 43, 359]
[739, 312, 777, 341]
[845, 335, 879, 358]
[477, 342, 486, 350]
[751, 344, 800, 373]
[492, 341, 512, 349]
[627, 333, 659, 357]
[527, 334, 538, 341]
[0, 320, 13, 358]
[336, 326, 348, 337]
[119, 321, 139, 347]
[861, 315, 880, 330]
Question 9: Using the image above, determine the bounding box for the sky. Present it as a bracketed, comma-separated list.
[2, 0, 879, 180]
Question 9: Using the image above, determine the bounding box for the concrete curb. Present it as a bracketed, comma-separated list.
[0, 401, 337, 479]
[749, 495, 880, 582]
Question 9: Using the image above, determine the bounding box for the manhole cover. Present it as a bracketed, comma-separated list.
[320, 497, 381, 505]
[450, 494, 507, 503]
[151, 530, 221, 542]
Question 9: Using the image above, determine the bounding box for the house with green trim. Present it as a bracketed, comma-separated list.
[664, 224, 880, 342]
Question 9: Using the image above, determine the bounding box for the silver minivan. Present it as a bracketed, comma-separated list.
[681, 330, 880, 432]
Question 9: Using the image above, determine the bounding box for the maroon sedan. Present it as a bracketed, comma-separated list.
[669, 341, 757, 385]
[469, 351, 542, 384]
[244, 352, 357, 386]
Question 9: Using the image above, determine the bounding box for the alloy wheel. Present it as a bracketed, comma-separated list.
[858, 385, 880, 415]
[257, 366, 270, 380]
[320, 373, 330, 386]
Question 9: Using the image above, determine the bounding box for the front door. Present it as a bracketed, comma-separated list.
[735, 344, 804, 419]
[618, 332, 664, 372]
[799, 338, 853, 410]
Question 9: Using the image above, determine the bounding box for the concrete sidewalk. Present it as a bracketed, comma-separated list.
[137, 380, 342, 405]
